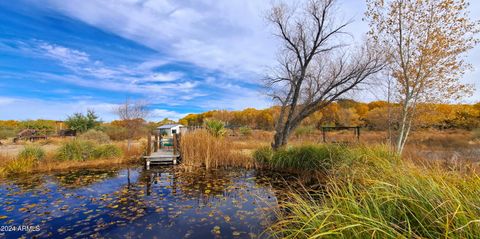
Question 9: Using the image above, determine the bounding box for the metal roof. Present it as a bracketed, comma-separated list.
[157, 124, 183, 129]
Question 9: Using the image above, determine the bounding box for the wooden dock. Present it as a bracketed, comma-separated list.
[143, 132, 181, 169]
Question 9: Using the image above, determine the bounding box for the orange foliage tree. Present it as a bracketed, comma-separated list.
[366, 0, 479, 153]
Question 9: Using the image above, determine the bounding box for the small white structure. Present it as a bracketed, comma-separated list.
[157, 124, 186, 136]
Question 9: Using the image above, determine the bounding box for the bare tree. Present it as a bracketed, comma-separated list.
[115, 99, 149, 151]
[266, 0, 385, 149]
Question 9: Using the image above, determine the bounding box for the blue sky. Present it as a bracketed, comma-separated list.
[0, 0, 479, 122]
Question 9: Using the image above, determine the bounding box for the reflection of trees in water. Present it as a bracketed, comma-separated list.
[138, 167, 272, 206]
[53, 169, 119, 188]
[106, 169, 149, 222]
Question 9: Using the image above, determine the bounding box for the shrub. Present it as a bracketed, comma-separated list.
[104, 125, 128, 141]
[78, 129, 111, 144]
[92, 144, 122, 159]
[239, 126, 252, 136]
[204, 119, 227, 137]
[56, 140, 95, 161]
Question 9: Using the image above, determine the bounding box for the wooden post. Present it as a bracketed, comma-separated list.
[322, 127, 326, 143]
[356, 126, 360, 142]
[154, 134, 159, 152]
[147, 133, 152, 156]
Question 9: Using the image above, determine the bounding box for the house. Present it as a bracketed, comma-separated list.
[157, 124, 186, 137]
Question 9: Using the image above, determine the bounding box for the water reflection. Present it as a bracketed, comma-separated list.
[0, 166, 288, 238]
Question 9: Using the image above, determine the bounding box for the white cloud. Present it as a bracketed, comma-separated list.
[150, 109, 189, 121]
[16, 0, 480, 111]
[34, 0, 278, 80]
[39, 42, 90, 65]
[0, 97, 186, 121]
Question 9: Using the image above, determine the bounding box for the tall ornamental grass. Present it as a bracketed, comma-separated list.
[4, 145, 45, 175]
[266, 145, 480, 238]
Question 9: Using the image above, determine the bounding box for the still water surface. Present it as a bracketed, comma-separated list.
[0, 166, 288, 238]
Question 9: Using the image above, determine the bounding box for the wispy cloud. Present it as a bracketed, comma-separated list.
[25, 41, 199, 103]
[32, 0, 278, 80]
[0, 97, 187, 121]
[150, 109, 189, 121]
[39, 42, 90, 65]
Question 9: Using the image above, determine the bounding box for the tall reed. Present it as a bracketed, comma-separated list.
[180, 130, 254, 169]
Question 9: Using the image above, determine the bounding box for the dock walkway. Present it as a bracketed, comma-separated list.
[143, 133, 181, 169]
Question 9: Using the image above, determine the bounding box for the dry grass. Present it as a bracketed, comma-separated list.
[180, 130, 255, 169]
[0, 139, 143, 178]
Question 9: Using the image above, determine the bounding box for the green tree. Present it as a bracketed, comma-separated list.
[65, 110, 100, 133]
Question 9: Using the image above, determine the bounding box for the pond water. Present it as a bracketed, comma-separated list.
[0, 166, 290, 238]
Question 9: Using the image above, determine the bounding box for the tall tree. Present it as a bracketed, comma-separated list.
[115, 99, 149, 151]
[266, 0, 385, 149]
[366, 0, 479, 154]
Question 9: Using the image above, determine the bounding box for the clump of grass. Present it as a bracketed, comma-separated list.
[180, 130, 253, 169]
[18, 145, 45, 161]
[254, 144, 395, 173]
[272, 145, 336, 172]
[78, 129, 111, 144]
[3, 145, 45, 175]
[204, 119, 227, 137]
[268, 146, 480, 238]
[252, 146, 273, 164]
[56, 140, 95, 161]
[92, 144, 123, 159]
[56, 140, 123, 161]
